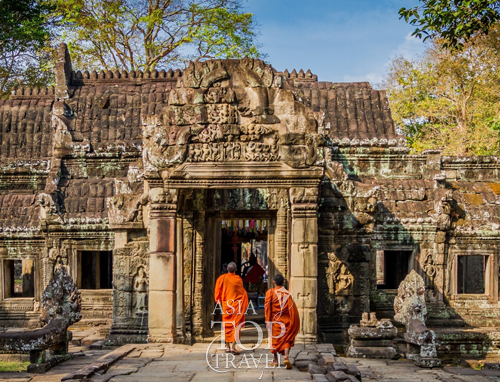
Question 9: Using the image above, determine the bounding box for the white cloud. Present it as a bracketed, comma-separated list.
[392, 33, 426, 58]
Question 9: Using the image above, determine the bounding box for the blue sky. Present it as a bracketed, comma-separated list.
[245, 0, 427, 86]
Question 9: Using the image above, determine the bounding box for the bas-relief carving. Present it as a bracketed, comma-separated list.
[141, 59, 324, 173]
[435, 197, 452, 231]
[133, 266, 148, 314]
[149, 188, 178, 205]
[186, 188, 287, 211]
[422, 253, 437, 280]
[290, 187, 319, 205]
[325, 252, 354, 314]
[113, 242, 149, 319]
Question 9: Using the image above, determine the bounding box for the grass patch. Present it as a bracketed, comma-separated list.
[0, 361, 29, 372]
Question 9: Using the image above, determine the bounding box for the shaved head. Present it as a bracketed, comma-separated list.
[227, 262, 237, 273]
[274, 274, 284, 286]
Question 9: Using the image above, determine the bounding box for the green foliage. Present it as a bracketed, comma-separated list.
[53, 0, 263, 72]
[0, 0, 54, 97]
[400, 0, 500, 49]
[384, 26, 500, 155]
[0, 0, 53, 52]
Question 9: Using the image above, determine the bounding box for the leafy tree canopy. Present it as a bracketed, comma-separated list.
[0, 0, 54, 97]
[399, 0, 500, 48]
[383, 25, 500, 155]
[53, 0, 263, 72]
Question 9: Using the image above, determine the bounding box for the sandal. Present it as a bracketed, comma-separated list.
[231, 349, 240, 355]
[268, 361, 278, 367]
[284, 358, 292, 370]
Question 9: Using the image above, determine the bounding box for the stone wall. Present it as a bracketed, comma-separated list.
[0, 45, 499, 346]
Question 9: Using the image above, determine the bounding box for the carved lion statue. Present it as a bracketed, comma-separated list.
[40, 266, 82, 328]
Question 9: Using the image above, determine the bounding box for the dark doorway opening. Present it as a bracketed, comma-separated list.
[377, 250, 412, 289]
[4, 259, 34, 298]
[79, 251, 113, 289]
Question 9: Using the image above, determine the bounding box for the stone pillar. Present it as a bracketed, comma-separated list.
[148, 188, 178, 343]
[275, 205, 289, 283]
[176, 217, 186, 343]
[289, 187, 319, 343]
[182, 212, 194, 344]
[192, 211, 205, 341]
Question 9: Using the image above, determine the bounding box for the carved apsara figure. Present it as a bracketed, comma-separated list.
[134, 267, 148, 313]
[326, 253, 353, 295]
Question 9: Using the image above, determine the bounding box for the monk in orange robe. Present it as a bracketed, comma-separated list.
[265, 274, 300, 369]
[214, 262, 249, 354]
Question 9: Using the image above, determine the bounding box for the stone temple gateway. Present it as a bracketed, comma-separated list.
[1, 44, 500, 352]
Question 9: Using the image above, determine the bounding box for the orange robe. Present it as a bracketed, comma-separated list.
[214, 273, 249, 343]
[265, 286, 300, 354]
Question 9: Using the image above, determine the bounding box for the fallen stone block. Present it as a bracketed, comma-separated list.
[313, 374, 330, 382]
[326, 370, 350, 382]
[317, 344, 334, 352]
[346, 345, 398, 359]
[296, 353, 320, 362]
[89, 340, 104, 350]
[346, 365, 361, 381]
[81, 336, 105, 347]
[318, 353, 336, 366]
[411, 356, 442, 368]
[294, 360, 311, 371]
[308, 363, 327, 374]
[332, 362, 348, 373]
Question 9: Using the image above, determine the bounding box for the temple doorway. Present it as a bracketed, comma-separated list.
[219, 219, 269, 312]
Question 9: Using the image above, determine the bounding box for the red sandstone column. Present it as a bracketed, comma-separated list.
[148, 188, 178, 343]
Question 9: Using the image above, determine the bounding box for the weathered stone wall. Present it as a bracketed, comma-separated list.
[1, 44, 499, 345]
[318, 148, 500, 341]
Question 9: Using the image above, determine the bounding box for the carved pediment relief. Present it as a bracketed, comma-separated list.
[141, 59, 324, 175]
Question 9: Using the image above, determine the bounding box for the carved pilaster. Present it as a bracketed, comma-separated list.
[182, 213, 194, 344]
[289, 187, 319, 344]
[192, 210, 205, 341]
[275, 203, 289, 282]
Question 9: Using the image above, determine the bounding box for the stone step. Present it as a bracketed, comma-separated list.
[81, 335, 106, 347]
[89, 340, 104, 350]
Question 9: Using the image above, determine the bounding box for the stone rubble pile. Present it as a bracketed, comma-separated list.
[291, 343, 362, 382]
